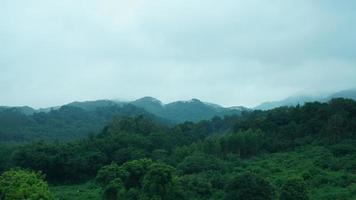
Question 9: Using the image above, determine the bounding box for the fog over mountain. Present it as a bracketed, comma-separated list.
[1, 0, 356, 108]
[255, 88, 356, 110]
[1, 2, 356, 199]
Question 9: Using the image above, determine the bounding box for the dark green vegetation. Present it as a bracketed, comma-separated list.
[131, 97, 245, 123]
[0, 98, 244, 143]
[0, 104, 163, 142]
[0, 98, 356, 199]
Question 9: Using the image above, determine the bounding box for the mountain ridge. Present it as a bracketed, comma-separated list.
[254, 88, 356, 110]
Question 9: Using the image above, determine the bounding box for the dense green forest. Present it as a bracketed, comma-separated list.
[0, 98, 244, 143]
[0, 98, 356, 199]
[0, 104, 166, 142]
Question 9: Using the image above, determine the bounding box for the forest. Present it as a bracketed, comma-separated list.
[0, 98, 356, 200]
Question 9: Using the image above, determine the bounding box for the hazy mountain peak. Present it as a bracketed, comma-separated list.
[134, 97, 163, 105]
[254, 95, 320, 110]
[328, 88, 356, 100]
[190, 98, 201, 102]
[65, 100, 121, 111]
[229, 106, 249, 111]
[254, 88, 356, 110]
[168, 98, 204, 105]
[0, 106, 36, 115]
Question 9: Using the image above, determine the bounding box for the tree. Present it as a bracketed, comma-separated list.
[179, 175, 213, 199]
[226, 129, 265, 157]
[142, 163, 176, 199]
[97, 160, 183, 200]
[0, 169, 54, 200]
[280, 178, 309, 200]
[96, 163, 123, 187]
[177, 153, 222, 174]
[120, 159, 153, 189]
[224, 173, 274, 200]
[102, 178, 126, 200]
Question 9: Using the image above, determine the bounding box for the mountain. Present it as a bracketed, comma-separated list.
[0, 97, 246, 142]
[254, 96, 320, 110]
[3, 98, 355, 200]
[66, 97, 246, 123]
[130, 97, 246, 123]
[36, 106, 61, 113]
[228, 106, 251, 111]
[67, 100, 124, 111]
[327, 88, 356, 100]
[131, 97, 164, 116]
[0, 106, 36, 115]
[0, 104, 162, 142]
[254, 88, 356, 110]
[164, 98, 222, 122]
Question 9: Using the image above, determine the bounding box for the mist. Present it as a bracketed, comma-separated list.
[1, 0, 356, 108]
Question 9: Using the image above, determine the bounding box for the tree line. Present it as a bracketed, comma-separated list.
[0, 98, 355, 199]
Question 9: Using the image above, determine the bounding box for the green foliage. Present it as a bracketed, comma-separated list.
[280, 177, 309, 200]
[179, 175, 213, 199]
[96, 159, 182, 200]
[142, 163, 176, 199]
[0, 169, 54, 200]
[102, 178, 126, 200]
[50, 182, 101, 200]
[177, 153, 223, 174]
[104, 115, 163, 136]
[11, 141, 108, 182]
[226, 129, 265, 157]
[224, 172, 275, 200]
[0, 104, 162, 142]
[120, 159, 154, 189]
[1, 98, 356, 199]
[95, 163, 122, 187]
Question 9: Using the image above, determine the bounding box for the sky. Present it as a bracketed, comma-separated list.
[1, 0, 356, 108]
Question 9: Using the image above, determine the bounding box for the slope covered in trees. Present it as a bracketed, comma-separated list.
[131, 97, 246, 123]
[254, 88, 356, 110]
[0, 98, 355, 199]
[0, 104, 166, 142]
[0, 98, 245, 143]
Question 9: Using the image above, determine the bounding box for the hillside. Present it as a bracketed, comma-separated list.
[0, 98, 355, 200]
[132, 97, 246, 123]
[0, 104, 160, 142]
[254, 88, 356, 110]
[66, 97, 246, 123]
[0, 98, 246, 143]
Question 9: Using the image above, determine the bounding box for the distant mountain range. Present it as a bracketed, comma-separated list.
[1, 89, 355, 142]
[3, 88, 356, 119]
[68, 97, 248, 123]
[0, 97, 248, 142]
[0, 106, 36, 115]
[130, 97, 247, 123]
[1, 97, 248, 124]
[254, 88, 356, 110]
[0, 97, 249, 123]
[3, 88, 356, 118]
[0, 103, 160, 142]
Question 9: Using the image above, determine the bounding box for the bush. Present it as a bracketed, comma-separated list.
[224, 172, 274, 200]
[0, 169, 54, 200]
[280, 177, 309, 200]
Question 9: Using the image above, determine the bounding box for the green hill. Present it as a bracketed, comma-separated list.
[0, 98, 355, 199]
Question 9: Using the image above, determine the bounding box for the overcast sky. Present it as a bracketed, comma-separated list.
[1, 0, 356, 108]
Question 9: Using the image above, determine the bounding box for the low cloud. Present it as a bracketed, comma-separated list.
[1, 0, 355, 108]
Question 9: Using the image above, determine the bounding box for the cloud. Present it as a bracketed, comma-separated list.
[0, 0, 355, 108]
